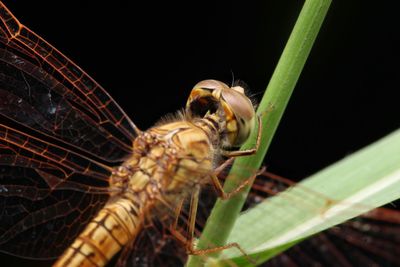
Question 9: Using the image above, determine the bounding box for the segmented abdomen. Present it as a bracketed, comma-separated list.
[53, 197, 145, 267]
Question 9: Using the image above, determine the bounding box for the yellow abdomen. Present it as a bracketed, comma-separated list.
[54, 197, 146, 267]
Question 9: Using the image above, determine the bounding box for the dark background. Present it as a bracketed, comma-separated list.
[1, 0, 399, 266]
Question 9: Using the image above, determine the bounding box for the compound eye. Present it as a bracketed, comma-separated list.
[221, 87, 255, 146]
[221, 88, 254, 122]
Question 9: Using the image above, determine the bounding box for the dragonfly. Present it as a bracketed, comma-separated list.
[0, 2, 262, 266]
[1, 2, 400, 267]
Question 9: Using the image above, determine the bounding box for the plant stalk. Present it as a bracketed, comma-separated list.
[187, 0, 332, 266]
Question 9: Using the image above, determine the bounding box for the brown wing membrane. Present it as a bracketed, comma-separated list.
[0, 124, 111, 259]
[0, 3, 138, 162]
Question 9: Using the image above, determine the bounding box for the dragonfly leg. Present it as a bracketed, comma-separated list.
[213, 157, 235, 175]
[169, 184, 200, 248]
[172, 197, 185, 230]
[187, 184, 200, 248]
[169, 185, 252, 262]
[187, 239, 257, 265]
[210, 166, 266, 200]
[187, 242, 249, 258]
[221, 115, 262, 157]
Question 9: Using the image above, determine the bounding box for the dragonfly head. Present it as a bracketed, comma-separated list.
[186, 79, 256, 147]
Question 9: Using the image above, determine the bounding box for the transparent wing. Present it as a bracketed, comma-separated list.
[0, 3, 138, 162]
[0, 124, 111, 259]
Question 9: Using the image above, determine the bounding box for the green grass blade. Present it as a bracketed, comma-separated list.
[187, 0, 332, 266]
[212, 129, 400, 266]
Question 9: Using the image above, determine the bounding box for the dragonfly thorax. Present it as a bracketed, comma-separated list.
[111, 119, 221, 201]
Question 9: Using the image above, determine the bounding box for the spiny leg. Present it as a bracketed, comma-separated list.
[187, 184, 200, 249]
[214, 115, 267, 199]
[173, 197, 185, 231]
[168, 185, 199, 249]
[169, 185, 252, 261]
[211, 166, 266, 200]
[213, 157, 235, 175]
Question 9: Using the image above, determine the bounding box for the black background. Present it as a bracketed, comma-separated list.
[1, 0, 399, 266]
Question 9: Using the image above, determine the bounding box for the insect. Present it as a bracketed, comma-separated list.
[0, 2, 262, 266]
[1, 2, 400, 267]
